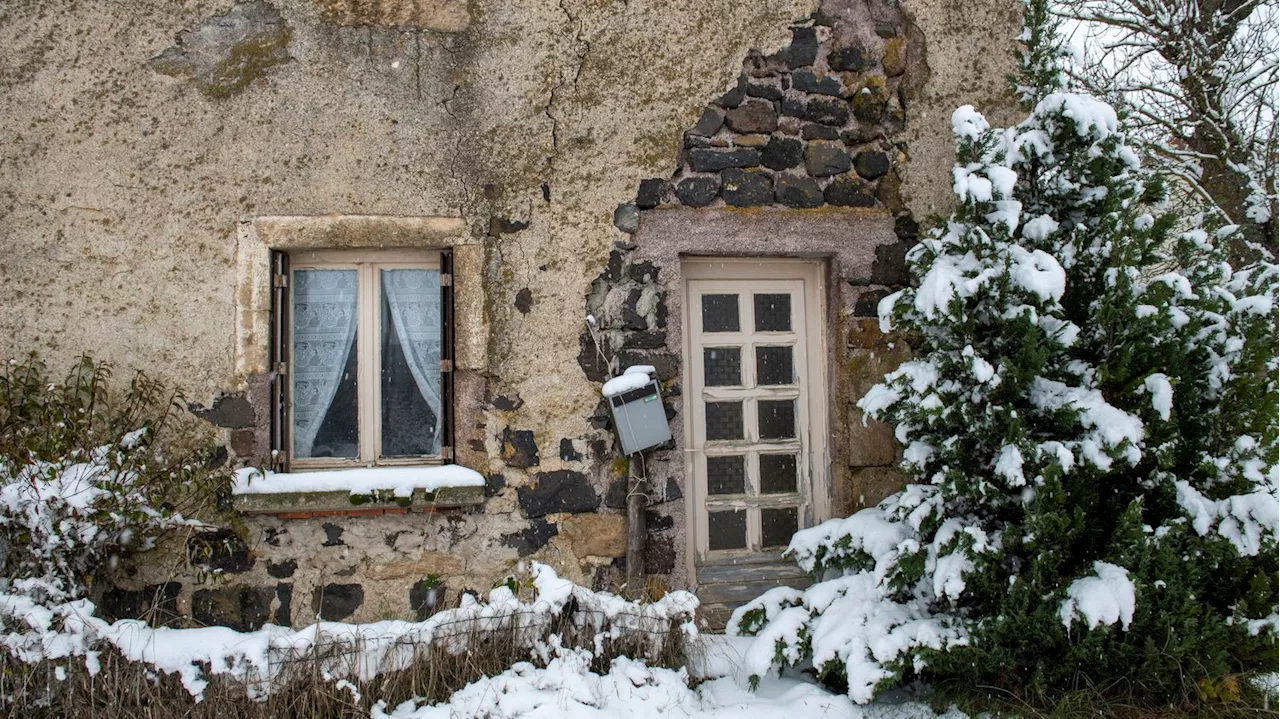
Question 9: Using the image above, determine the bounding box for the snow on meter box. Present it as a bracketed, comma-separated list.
[602, 365, 672, 455]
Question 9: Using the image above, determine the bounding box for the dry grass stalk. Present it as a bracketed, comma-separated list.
[0, 606, 691, 718]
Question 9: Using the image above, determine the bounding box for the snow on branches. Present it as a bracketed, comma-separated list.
[731, 75, 1278, 703]
[0, 433, 211, 604]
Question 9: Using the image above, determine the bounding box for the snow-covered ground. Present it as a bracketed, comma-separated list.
[0, 557, 970, 718]
[374, 636, 965, 719]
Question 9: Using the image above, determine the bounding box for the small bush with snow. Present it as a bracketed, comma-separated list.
[731, 3, 1277, 706]
[0, 356, 229, 603]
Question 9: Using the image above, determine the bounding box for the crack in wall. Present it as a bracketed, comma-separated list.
[541, 0, 593, 177]
[432, 34, 472, 220]
[439, 83, 461, 116]
[445, 150, 474, 219]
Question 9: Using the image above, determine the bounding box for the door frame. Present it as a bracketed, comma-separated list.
[680, 257, 831, 585]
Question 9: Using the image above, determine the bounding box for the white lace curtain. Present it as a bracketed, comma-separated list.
[292, 269, 358, 458]
[382, 269, 443, 455]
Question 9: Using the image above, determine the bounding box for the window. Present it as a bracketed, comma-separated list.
[269, 249, 453, 470]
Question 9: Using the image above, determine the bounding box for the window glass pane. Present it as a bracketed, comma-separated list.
[758, 399, 795, 440]
[381, 269, 442, 457]
[760, 454, 797, 494]
[292, 269, 359, 459]
[754, 293, 791, 332]
[756, 346, 794, 385]
[708, 510, 747, 550]
[705, 401, 743, 441]
[704, 347, 741, 387]
[707, 455, 745, 495]
[761, 507, 798, 548]
[702, 294, 740, 332]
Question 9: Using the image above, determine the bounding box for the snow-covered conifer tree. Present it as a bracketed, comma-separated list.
[730, 0, 1278, 705]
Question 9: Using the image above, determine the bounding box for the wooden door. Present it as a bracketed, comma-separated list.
[682, 259, 829, 610]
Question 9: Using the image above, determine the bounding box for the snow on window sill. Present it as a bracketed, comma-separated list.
[231, 465, 485, 517]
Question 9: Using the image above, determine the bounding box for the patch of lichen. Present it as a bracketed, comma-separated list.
[626, 129, 682, 173]
[611, 457, 629, 477]
[204, 40, 294, 99]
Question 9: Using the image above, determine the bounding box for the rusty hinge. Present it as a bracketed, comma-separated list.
[440, 273, 453, 287]
[440, 359, 453, 373]
[273, 274, 289, 288]
[441, 446, 454, 461]
[271, 451, 289, 471]
[274, 361, 288, 376]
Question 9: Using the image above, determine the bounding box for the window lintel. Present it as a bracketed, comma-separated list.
[234, 215, 484, 385]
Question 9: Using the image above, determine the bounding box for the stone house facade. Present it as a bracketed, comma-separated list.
[0, 0, 1020, 628]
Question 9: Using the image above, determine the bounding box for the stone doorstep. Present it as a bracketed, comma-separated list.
[233, 485, 485, 518]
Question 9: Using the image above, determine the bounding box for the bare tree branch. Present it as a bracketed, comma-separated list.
[1053, 0, 1278, 263]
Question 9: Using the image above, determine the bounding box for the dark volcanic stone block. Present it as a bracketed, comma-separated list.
[99, 582, 182, 625]
[804, 142, 852, 176]
[825, 176, 878, 207]
[636, 179, 665, 209]
[500, 428, 539, 468]
[777, 27, 819, 69]
[311, 583, 364, 622]
[791, 70, 842, 96]
[802, 123, 840, 141]
[827, 46, 870, 72]
[854, 151, 891, 180]
[193, 586, 275, 632]
[761, 137, 803, 170]
[724, 101, 778, 134]
[675, 177, 720, 207]
[187, 529, 252, 574]
[719, 168, 773, 207]
[690, 108, 723, 136]
[775, 175, 824, 208]
[714, 74, 747, 108]
[802, 97, 850, 126]
[501, 519, 558, 556]
[745, 83, 783, 101]
[518, 470, 600, 518]
[688, 148, 761, 173]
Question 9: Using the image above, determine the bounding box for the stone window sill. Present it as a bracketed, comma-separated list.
[233, 485, 484, 518]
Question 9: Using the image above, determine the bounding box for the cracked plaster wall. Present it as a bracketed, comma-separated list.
[0, 0, 1020, 626]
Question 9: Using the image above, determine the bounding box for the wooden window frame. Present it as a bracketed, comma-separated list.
[272, 248, 453, 472]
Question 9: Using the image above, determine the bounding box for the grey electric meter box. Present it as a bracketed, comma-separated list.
[608, 379, 672, 455]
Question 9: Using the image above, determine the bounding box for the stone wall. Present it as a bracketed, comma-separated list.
[0, 0, 1021, 629]
[643, 12, 917, 215]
